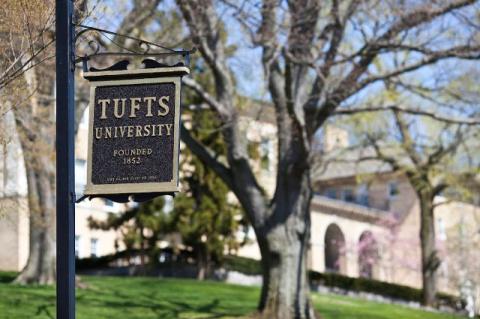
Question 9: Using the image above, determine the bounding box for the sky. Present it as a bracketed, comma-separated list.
[79, 0, 480, 143]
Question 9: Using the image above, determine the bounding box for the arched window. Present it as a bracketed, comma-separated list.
[324, 223, 346, 273]
[358, 231, 379, 279]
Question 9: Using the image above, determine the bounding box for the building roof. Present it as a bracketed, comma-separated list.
[188, 98, 277, 125]
[237, 98, 276, 124]
[311, 195, 395, 225]
[312, 146, 395, 182]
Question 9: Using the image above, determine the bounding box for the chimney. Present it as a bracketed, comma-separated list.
[322, 125, 349, 152]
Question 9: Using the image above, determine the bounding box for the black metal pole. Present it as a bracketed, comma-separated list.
[56, 0, 76, 318]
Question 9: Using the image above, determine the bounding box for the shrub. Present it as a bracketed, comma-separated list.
[309, 271, 464, 310]
[223, 255, 262, 276]
[221, 256, 464, 309]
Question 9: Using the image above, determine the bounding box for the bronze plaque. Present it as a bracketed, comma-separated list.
[83, 67, 189, 195]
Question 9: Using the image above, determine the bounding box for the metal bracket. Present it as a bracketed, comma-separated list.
[70, 192, 77, 204]
[75, 193, 174, 204]
[75, 194, 87, 204]
[73, 23, 195, 71]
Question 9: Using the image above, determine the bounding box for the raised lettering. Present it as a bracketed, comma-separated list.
[113, 98, 126, 118]
[158, 96, 170, 116]
[143, 97, 156, 117]
[157, 124, 164, 136]
[127, 125, 134, 137]
[98, 99, 110, 119]
[95, 127, 103, 139]
[135, 125, 142, 137]
[130, 98, 142, 118]
[143, 124, 151, 137]
[105, 127, 112, 139]
[165, 124, 173, 136]
[119, 126, 127, 137]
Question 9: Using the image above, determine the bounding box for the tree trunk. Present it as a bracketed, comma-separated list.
[255, 166, 317, 319]
[196, 244, 210, 280]
[12, 63, 56, 285]
[419, 193, 440, 307]
[15, 154, 56, 284]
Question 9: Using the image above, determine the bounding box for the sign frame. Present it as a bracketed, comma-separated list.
[83, 66, 189, 196]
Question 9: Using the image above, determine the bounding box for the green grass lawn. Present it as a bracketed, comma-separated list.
[0, 272, 464, 319]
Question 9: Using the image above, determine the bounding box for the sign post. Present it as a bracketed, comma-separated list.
[56, 0, 76, 318]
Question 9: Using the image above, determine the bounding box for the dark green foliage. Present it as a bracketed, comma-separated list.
[173, 109, 246, 276]
[76, 249, 144, 269]
[248, 141, 260, 160]
[89, 197, 169, 264]
[223, 255, 262, 276]
[309, 271, 464, 310]
[0, 272, 16, 283]
[218, 256, 464, 309]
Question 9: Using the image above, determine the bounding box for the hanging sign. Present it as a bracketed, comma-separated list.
[83, 63, 189, 197]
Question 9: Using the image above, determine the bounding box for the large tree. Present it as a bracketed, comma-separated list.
[339, 107, 478, 305]
[0, 0, 59, 285]
[174, 0, 480, 317]
[331, 64, 480, 302]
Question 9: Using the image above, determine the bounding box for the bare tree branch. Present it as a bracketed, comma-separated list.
[334, 104, 480, 125]
[392, 110, 422, 167]
[311, 0, 479, 130]
[356, 45, 480, 90]
[112, 0, 162, 47]
[182, 77, 231, 120]
[365, 135, 403, 172]
[304, 0, 347, 120]
[0, 4, 55, 90]
[426, 125, 464, 166]
[180, 122, 234, 190]
[177, 0, 235, 107]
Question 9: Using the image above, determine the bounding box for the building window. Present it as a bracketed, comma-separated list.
[104, 199, 114, 207]
[75, 159, 87, 193]
[75, 159, 86, 167]
[459, 222, 466, 239]
[324, 188, 337, 199]
[90, 238, 98, 257]
[80, 106, 89, 128]
[260, 138, 273, 171]
[439, 260, 449, 279]
[357, 184, 369, 206]
[163, 195, 174, 213]
[437, 218, 447, 241]
[388, 182, 399, 198]
[75, 235, 80, 258]
[341, 188, 355, 203]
